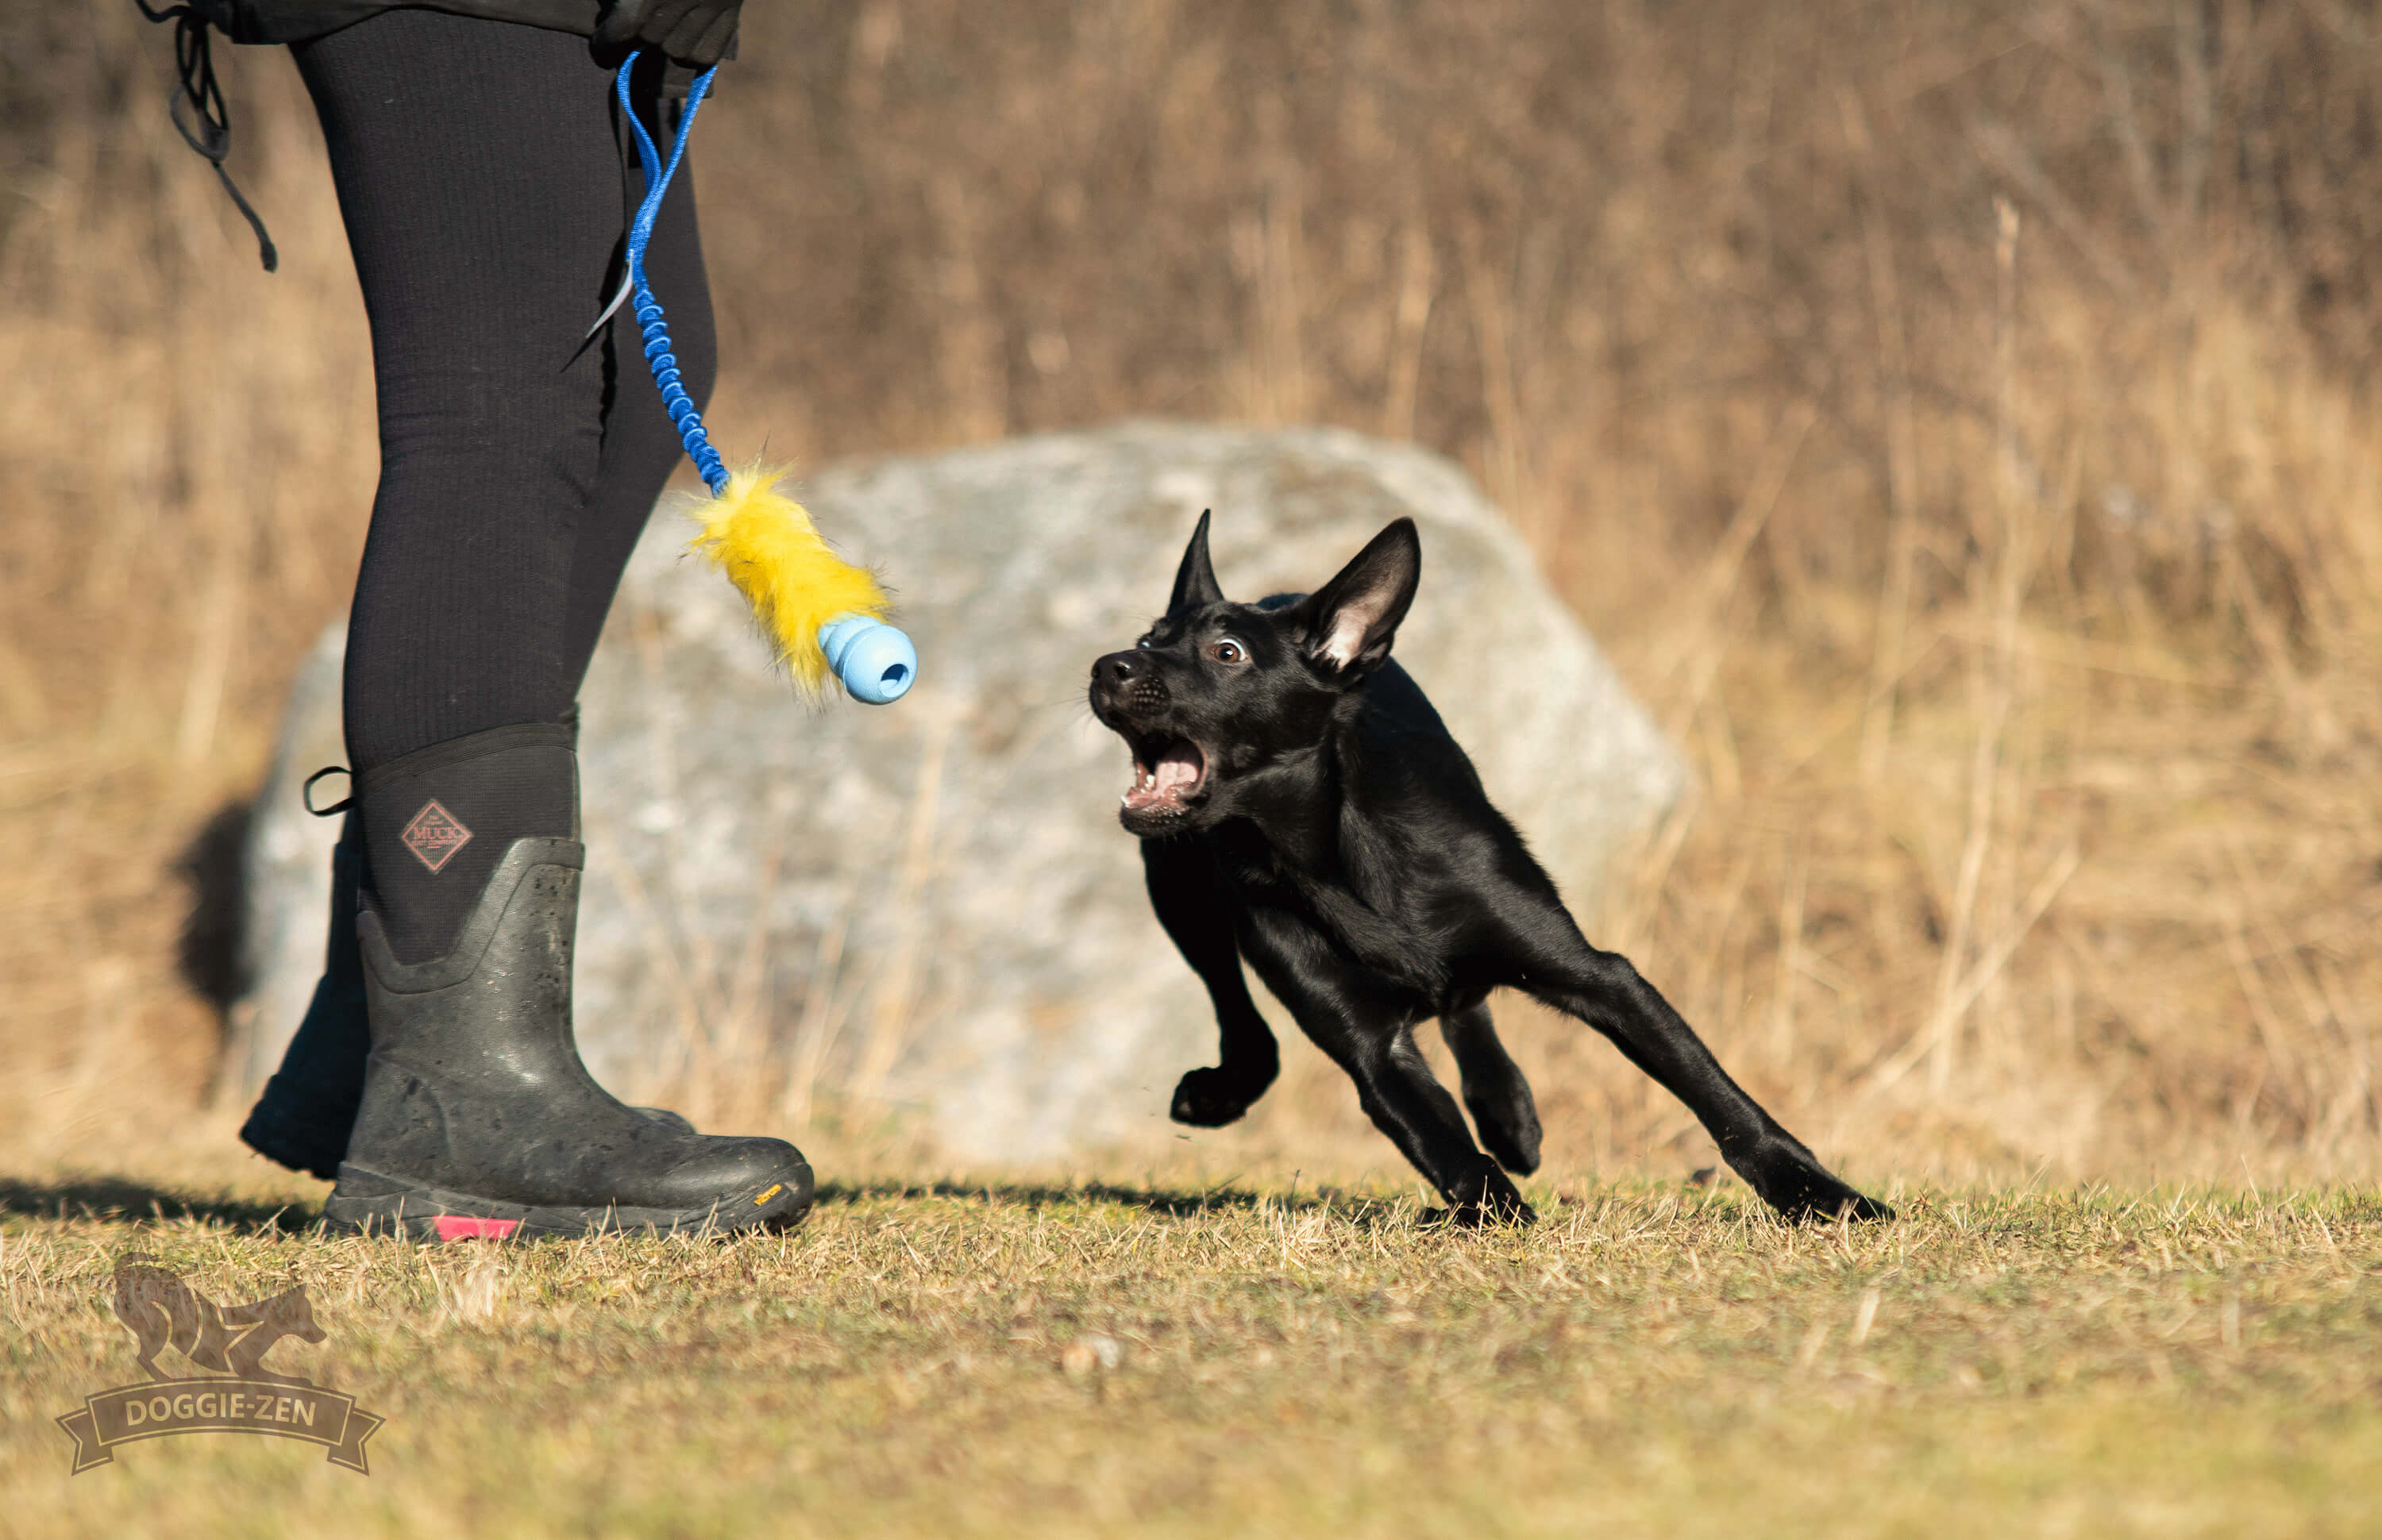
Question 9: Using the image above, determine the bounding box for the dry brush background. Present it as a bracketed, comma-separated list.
[4, 1, 2380, 1190]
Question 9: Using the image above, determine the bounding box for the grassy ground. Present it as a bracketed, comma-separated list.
[3, 1148, 2376, 1539]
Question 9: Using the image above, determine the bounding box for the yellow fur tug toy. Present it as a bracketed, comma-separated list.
[614, 57, 915, 703]
[686, 468, 911, 701]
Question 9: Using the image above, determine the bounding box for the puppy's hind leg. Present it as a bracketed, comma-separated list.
[1144, 838, 1278, 1126]
[1264, 961, 1533, 1226]
[1440, 1000, 1541, 1176]
[1495, 899, 1891, 1222]
[1348, 1026, 1536, 1226]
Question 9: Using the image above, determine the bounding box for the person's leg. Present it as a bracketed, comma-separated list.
[239, 33, 715, 1177]
[242, 11, 601, 1175]
[246, 12, 807, 1234]
[299, 10, 607, 964]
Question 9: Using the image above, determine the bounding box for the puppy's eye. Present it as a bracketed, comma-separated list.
[1135, 635, 1154, 649]
[1213, 637, 1247, 664]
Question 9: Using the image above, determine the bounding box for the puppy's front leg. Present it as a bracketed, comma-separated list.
[1143, 837, 1278, 1126]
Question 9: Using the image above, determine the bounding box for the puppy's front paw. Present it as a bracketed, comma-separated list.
[1170, 1067, 1264, 1127]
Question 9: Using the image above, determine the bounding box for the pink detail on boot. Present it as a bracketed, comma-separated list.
[434, 1215, 520, 1242]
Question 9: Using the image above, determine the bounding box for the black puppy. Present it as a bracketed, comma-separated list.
[1089, 512, 1891, 1226]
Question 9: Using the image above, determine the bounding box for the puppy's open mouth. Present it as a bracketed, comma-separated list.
[1123, 737, 1208, 816]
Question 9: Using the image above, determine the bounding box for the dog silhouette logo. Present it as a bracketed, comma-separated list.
[56, 1258, 384, 1474]
[112, 1261, 328, 1384]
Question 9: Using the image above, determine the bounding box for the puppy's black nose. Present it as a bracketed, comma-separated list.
[1097, 653, 1140, 686]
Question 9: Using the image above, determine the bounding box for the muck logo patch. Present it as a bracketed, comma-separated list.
[400, 800, 472, 872]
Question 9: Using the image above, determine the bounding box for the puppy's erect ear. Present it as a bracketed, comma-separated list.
[1305, 518, 1420, 675]
[1167, 510, 1224, 616]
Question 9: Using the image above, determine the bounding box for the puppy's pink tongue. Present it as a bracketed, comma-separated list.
[1151, 744, 1202, 796]
[1124, 743, 1204, 810]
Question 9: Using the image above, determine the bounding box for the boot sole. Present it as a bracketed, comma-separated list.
[322, 1161, 815, 1242]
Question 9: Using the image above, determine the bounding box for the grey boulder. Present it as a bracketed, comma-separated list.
[228, 422, 1685, 1162]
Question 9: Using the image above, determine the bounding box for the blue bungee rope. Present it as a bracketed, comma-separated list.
[615, 58, 728, 496]
[604, 54, 916, 705]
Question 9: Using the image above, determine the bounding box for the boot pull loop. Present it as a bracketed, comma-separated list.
[303, 766, 353, 817]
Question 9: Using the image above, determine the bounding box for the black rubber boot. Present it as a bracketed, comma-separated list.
[322, 837, 813, 1239]
[240, 724, 692, 1181]
[239, 826, 696, 1183]
[240, 812, 374, 1180]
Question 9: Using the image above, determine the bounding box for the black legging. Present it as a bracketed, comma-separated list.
[293, 10, 717, 776]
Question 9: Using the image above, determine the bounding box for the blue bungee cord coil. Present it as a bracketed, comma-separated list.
[607, 53, 915, 704]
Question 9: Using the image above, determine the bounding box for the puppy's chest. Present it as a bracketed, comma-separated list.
[1207, 834, 1443, 989]
[1209, 834, 1370, 918]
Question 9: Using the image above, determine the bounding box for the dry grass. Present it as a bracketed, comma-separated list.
[1, 1154, 2377, 1537]
[5, 1, 2382, 1192]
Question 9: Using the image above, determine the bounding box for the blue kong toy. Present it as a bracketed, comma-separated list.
[608, 54, 916, 704]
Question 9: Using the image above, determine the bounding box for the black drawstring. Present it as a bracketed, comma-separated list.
[135, 0, 279, 271]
